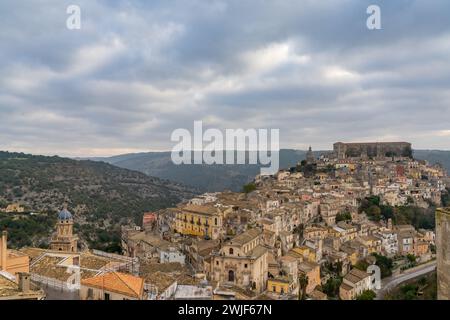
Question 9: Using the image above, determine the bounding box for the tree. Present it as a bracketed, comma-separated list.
[354, 260, 369, 272]
[355, 254, 393, 279]
[322, 277, 342, 298]
[406, 254, 417, 264]
[367, 205, 381, 221]
[356, 290, 376, 300]
[299, 274, 309, 300]
[380, 205, 394, 221]
[242, 183, 256, 194]
[336, 211, 352, 222]
[372, 253, 394, 278]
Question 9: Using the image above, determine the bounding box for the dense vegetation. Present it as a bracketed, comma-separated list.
[335, 211, 352, 223]
[354, 253, 394, 278]
[359, 196, 436, 230]
[356, 290, 376, 300]
[0, 151, 197, 251]
[0, 212, 56, 248]
[386, 272, 437, 300]
[242, 183, 257, 194]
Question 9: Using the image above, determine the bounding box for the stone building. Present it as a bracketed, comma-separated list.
[339, 268, 374, 300]
[80, 271, 145, 300]
[0, 272, 45, 300]
[174, 205, 223, 240]
[211, 228, 268, 293]
[306, 146, 315, 164]
[50, 207, 78, 252]
[0, 231, 30, 276]
[333, 142, 412, 159]
[436, 207, 450, 300]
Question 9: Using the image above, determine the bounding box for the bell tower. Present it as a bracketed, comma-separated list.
[50, 205, 78, 252]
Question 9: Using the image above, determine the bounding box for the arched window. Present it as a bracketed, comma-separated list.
[229, 248, 234, 255]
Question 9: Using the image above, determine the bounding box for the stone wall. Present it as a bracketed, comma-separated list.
[333, 142, 412, 159]
[436, 207, 450, 300]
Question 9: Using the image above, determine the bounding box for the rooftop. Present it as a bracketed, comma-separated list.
[344, 268, 370, 284]
[174, 285, 212, 299]
[229, 228, 261, 247]
[182, 205, 219, 216]
[0, 273, 44, 300]
[129, 232, 174, 250]
[250, 245, 268, 259]
[81, 272, 144, 299]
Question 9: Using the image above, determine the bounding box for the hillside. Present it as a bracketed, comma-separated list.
[413, 150, 450, 171]
[86, 150, 313, 192]
[0, 151, 198, 250]
[89, 149, 450, 192]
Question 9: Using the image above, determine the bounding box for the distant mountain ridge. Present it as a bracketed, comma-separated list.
[84, 149, 450, 192]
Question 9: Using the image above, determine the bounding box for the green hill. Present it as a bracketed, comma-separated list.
[0, 151, 198, 251]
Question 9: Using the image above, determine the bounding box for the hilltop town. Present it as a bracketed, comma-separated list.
[1, 142, 449, 300]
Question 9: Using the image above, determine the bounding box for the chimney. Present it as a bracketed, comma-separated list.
[18, 272, 31, 294]
[1, 230, 7, 271]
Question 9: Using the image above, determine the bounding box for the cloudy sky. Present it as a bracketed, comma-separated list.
[1, 0, 450, 157]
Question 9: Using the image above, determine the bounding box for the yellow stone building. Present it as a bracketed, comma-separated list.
[267, 276, 295, 295]
[289, 246, 317, 263]
[174, 205, 223, 240]
[5, 203, 25, 213]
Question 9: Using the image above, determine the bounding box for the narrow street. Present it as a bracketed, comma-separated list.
[375, 261, 436, 299]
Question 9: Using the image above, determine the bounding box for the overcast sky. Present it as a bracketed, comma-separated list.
[1, 0, 450, 157]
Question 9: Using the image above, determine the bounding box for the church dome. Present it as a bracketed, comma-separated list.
[58, 208, 73, 220]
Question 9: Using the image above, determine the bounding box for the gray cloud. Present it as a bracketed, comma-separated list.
[1, 0, 450, 156]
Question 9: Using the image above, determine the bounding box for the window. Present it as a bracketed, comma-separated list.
[104, 293, 110, 300]
[216, 261, 219, 265]
[229, 248, 234, 255]
[87, 288, 93, 299]
[244, 264, 248, 268]
[215, 218, 218, 226]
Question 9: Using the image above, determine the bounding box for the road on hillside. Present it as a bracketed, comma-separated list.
[375, 261, 436, 300]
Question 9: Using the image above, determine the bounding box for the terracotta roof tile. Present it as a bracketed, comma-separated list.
[81, 272, 144, 299]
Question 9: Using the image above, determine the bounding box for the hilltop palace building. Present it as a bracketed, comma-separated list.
[333, 142, 412, 159]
